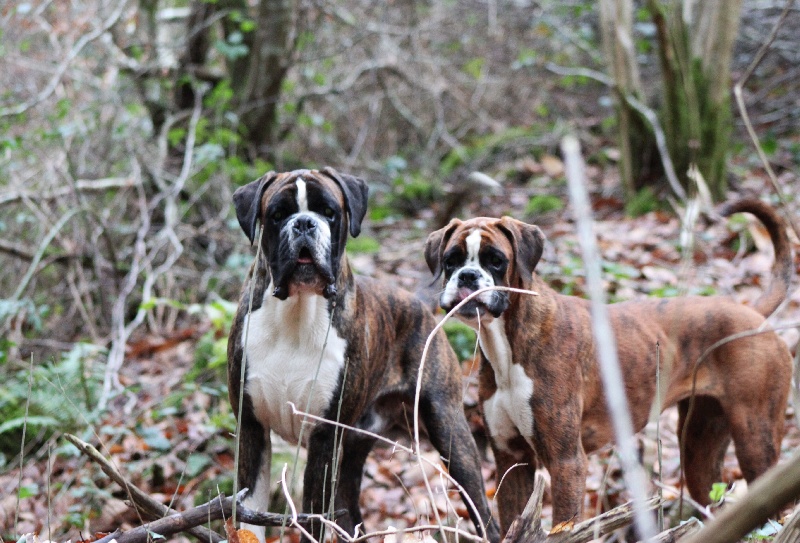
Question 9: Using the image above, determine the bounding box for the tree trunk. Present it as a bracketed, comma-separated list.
[601, 0, 743, 201]
[177, 0, 295, 158]
[227, 0, 294, 157]
[599, 0, 655, 198]
[649, 0, 742, 199]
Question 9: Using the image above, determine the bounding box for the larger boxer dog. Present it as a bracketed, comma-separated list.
[425, 199, 793, 534]
[227, 168, 499, 543]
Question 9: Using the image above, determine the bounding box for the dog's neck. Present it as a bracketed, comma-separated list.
[501, 272, 560, 340]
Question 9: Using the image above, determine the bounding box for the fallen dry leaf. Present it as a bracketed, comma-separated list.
[237, 528, 260, 543]
[549, 518, 575, 534]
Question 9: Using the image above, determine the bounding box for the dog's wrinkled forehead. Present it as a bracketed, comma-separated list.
[447, 219, 514, 258]
[260, 170, 343, 217]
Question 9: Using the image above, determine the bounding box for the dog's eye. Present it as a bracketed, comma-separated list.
[272, 211, 284, 222]
[488, 254, 505, 268]
[443, 255, 460, 271]
[323, 207, 335, 219]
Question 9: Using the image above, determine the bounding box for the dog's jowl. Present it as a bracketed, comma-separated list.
[227, 168, 499, 543]
[425, 200, 793, 535]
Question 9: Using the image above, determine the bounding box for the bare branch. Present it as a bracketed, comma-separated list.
[562, 134, 657, 540]
[0, 177, 134, 207]
[682, 448, 800, 543]
[64, 434, 224, 543]
[0, 0, 128, 118]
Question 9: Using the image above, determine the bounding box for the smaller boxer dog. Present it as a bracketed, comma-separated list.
[228, 168, 499, 543]
[425, 199, 793, 534]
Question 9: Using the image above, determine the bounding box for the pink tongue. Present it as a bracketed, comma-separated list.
[458, 288, 475, 299]
[298, 256, 313, 264]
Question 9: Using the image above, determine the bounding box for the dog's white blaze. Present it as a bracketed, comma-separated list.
[480, 317, 535, 454]
[296, 177, 308, 212]
[243, 285, 347, 446]
[465, 229, 482, 265]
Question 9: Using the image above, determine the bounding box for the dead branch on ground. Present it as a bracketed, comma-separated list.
[66, 434, 343, 543]
[681, 448, 800, 543]
[500, 472, 701, 543]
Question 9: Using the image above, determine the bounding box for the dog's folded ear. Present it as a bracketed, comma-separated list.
[322, 167, 369, 238]
[233, 172, 277, 245]
[425, 219, 462, 277]
[497, 217, 546, 281]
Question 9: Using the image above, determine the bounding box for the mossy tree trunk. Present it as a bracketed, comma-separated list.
[600, 0, 744, 201]
[177, 0, 296, 159]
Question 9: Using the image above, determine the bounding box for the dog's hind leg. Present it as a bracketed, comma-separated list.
[727, 403, 783, 486]
[677, 397, 731, 507]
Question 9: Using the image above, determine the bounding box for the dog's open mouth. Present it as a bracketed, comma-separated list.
[456, 299, 488, 318]
[443, 293, 489, 319]
[296, 247, 314, 265]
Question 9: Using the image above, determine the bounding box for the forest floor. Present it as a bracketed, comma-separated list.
[2, 147, 800, 543]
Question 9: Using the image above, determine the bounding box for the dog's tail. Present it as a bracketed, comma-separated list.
[721, 198, 793, 317]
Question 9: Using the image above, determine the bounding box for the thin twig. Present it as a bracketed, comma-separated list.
[0, 0, 128, 118]
[234, 222, 263, 526]
[15, 355, 35, 538]
[10, 208, 82, 303]
[0, 177, 134, 206]
[288, 402, 487, 543]
[281, 464, 322, 543]
[64, 434, 225, 543]
[411, 285, 540, 539]
[562, 134, 657, 540]
[655, 342, 663, 533]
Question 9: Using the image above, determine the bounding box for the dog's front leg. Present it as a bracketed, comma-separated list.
[423, 397, 501, 543]
[238, 407, 273, 543]
[547, 451, 588, 525]
[302, 423, 342, 542]
[492, 447, 536, 536]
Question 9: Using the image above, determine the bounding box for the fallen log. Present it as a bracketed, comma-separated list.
[92, 493, 336, 543]
[66, 434, 344, 543]
[502, 473, 701, 543]
[681, 449, 800, 543]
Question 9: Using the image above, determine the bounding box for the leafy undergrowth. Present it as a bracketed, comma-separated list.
[2, 153, 799, 542]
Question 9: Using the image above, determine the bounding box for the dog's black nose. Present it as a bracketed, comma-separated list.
[458, 268, 481, 287]
[293, 216, 317, 235]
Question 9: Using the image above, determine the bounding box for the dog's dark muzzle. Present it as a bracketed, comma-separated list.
[271, 235, 337, 300]
[443, 289, 509, 320]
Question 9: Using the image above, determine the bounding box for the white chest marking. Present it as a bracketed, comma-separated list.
[480, 317, 535, 454]
[296, 178, 308, 212]
[243, 285, 347, 445]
